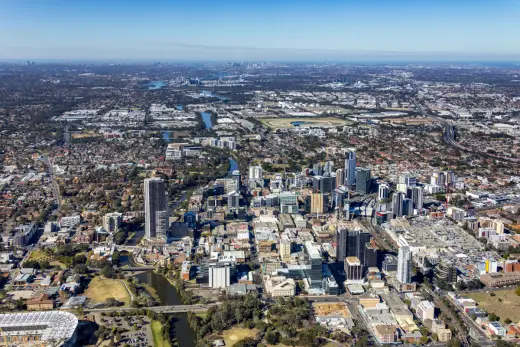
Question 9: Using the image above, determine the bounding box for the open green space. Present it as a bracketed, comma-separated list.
[151, 320, 171, 347]
[27, 250, 67, 269]
[27, 250, 49, 261]
[84, 276, 131, 305]
[466, 288, 520, 324]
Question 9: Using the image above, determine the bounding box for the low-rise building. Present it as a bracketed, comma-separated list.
[480, 272, 520, 287]
[374, 325, 397, 344]
[27, 294, 55, 311]
[264, 276, 296, 297]
[181, 261, 192, 281]
[416, 301, 435, 321]
[488, 321, 506, 337]
[430, 319, 452, 342]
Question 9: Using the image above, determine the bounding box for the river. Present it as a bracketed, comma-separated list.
[200, 111, 213, 129]
[162, 131, 172, 143]
[134, 271, 197, 347]
[228, 157, 238, 175]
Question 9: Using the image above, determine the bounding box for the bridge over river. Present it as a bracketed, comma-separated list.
[78, 303, 218, 314]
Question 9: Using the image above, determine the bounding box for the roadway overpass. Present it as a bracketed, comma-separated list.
[120, 266, 155, 271]
[80, 296, 359, 314]
[79, 303, 217, 314]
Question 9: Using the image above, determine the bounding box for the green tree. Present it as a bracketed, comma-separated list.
[447, 338, 462, 347]
[100, 265, 115, 278]
[488, 312, 500, 322]
[73, 254, 87, 265]
[74, 264, 89, 274]
[233, 337, 257, 347]
[265, 330, 280, 345]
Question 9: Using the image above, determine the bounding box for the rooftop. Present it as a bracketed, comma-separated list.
[0, 311, 77, 341]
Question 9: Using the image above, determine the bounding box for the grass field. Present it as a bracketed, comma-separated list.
[27, 250, 67, 269]
[84, 277, 131, 305]
[151, 320, 171, 347]
[71, 131, 101, 139]
[27, 250, 50, 261]
[466, 289, 520, 324]
[260, 117, 350, 130]
[222, 328, 258, 346]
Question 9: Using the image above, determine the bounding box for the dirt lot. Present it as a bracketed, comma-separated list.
[313, 302, 351, 317]
[8, 290, 35, 300]
[467, 289, 520, 324]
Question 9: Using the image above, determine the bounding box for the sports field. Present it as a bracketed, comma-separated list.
[260, 117, 350, 130]
[84, 276, 131, 305]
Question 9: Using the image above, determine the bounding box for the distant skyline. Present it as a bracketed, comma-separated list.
[1, 0, 520, 61]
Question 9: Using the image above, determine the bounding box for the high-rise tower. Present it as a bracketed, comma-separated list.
[397, 246, 412, 284]
[344, 148, 356, 186]
[144, 178, 167, 239]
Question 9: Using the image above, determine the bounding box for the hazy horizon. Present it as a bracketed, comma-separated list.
[2, 0, 520, 61]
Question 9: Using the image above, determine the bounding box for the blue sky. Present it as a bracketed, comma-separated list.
[1, 0, 519, 61]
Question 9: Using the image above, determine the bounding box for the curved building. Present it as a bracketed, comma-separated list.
[0, 311, 78, 345]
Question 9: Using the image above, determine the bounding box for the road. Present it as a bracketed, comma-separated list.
[120, 266, 156, 271]
[119, 280, 134, 302]
[412, 97, 520, 163]
[443, 293, 493, 346]
[304, 296, 359, 304]
[422, 287, 470, 346]
[360, 219, 395, 252]
[42, 154, 61, 206]
[80, 303, 218, 314]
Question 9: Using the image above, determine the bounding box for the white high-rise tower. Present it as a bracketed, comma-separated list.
[397, 246, 412, 284]
[248, 165, 263, 181]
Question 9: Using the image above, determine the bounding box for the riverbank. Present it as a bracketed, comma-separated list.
[155, 269, 196, 305]
[141, 282, 160, 302]
[134, 271, 197, 346]
[151, 320, 171, 347]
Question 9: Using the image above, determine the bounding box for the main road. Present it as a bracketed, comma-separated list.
[411, 97, 520, 163]
[42, 154, 62, 206]
[78, 295, 358, 314]
[79, 303, 218, 314]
